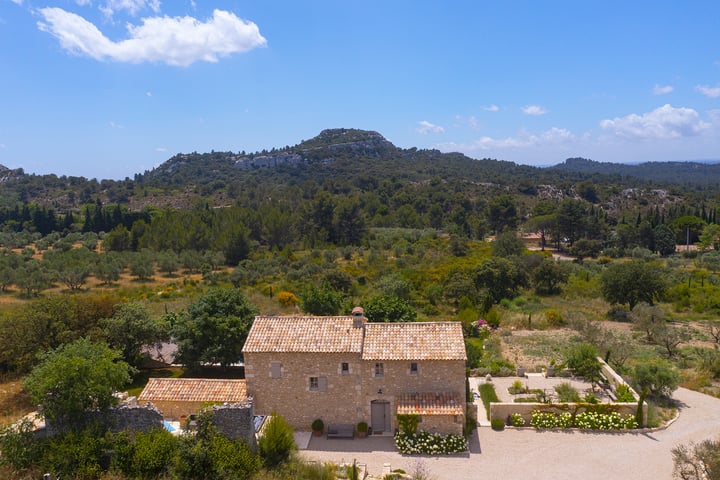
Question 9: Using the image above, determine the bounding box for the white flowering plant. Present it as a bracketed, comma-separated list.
[394, 431, 468, 455]
[530, 409, 638, 431]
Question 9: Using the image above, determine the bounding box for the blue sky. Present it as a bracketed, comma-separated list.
[1, 1, 719, 180]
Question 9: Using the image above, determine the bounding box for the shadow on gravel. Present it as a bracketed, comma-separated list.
[306, 434, 397, 453]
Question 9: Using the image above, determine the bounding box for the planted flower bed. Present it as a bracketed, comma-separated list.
[529, 410, 638, 430]
[394, 431, 468, 455]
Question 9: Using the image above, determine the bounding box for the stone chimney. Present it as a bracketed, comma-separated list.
[352, 306, 367, 328]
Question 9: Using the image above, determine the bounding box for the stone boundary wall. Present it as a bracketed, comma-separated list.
[597, 357, 640, 399]
[45, 401, 163, 436]
[208, 400, 257, 452]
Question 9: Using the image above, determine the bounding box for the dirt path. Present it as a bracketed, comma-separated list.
[301, 387, 720, 479]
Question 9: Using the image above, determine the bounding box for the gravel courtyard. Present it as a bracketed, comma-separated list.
[301, 386, 720, 480]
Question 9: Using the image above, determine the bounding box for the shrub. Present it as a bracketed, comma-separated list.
[397, 414, 420, 435]
[508, 380, 526, 394]
[356, 421, 368, 433]
[490, 418, 505, 431]
[509, 413, 525, 427]
[277, 291, 299, 306]
[615, 384, 636, 402]
[395, 431, 468, 454]
[258, 414, 296, 468]
[311, 419, 324, 432]
[554, 382, 581, 402]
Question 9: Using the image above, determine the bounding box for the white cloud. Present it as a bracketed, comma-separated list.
[74, 0, 92, 6]
[653, 84, 673, 95]
[146, 91, 152, 96]
[468, 116, 479, 130]
[109, 121, 124, 128]
[100, 0, 160, 18]
[37, 7, 267, 66]
[416, 120, 445, 134]
[155, 147, 167, 152]
[600, 104, 709, 139]
[441, 127, 575, 151]
[482, 104, 499, 112]
[696, 84, 720, 98]
[9, 0, 23, 5]
[522, 105, 548, 116]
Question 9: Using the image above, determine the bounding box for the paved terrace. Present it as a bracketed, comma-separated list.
[300, 386, 720, 480]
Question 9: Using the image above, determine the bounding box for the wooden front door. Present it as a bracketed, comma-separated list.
[371, 400, 390, 433]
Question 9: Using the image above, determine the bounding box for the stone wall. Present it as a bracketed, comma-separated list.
[209, 400, 257, 452]
[417, 415, 463, 435]
[245, 351, 466, 434]
[45, 401, 163, 436]
[598, 357, 640, 399]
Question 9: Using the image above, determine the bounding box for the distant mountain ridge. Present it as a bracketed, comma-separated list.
[551, 157, 720, 184]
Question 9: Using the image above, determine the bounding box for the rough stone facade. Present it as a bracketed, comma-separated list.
[243, 315, 467, 435]
[209, 400, 257, 451]
[45, 402, 163, 436]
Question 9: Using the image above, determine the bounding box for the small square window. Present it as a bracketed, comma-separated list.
[341, 362, 350, 374]
[410, 362, 418, 374]
[309, 376, 327, 392]
[374, 362, 384, 377]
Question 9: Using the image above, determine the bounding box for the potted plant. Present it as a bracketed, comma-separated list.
[311, 418, 324, 436]
[356, 421, 369, 438]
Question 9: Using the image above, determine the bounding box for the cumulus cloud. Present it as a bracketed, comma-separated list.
[9, 0, 23, 5]
[653, 84, 673, 95]
[100, 0, 161, 18]
[696, 84, 720, 98]
[600, 104, 709, 139]
[109, 121, 124, 128]
[482, 104, 499, 112]
[441, 127, 575, 151]
[522, 105, 548, 116]
[155, 147, 167, 152]
[37, 7, 267, 66]
[416, 120, 445, 134]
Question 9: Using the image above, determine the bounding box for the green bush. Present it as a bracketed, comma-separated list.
[615, 384, 636, 402]
[509, 413, 525, 427]
[554, 382, 581, 402]
[121, 428, 178, 479]
[259, 414, 297, 468]
[311, 418, 324, 432]
[490, 418, 505, 431]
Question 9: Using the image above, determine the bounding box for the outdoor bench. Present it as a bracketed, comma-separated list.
[327, 423, 354, 439]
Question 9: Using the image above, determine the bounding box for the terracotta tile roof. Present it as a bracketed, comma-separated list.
[397, 392, 464, 416]
[361, 322, 466, 360]
[242, 316, 365, 353]
[138, 378, 247, 403]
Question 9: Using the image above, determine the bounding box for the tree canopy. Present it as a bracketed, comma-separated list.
[23, 338, 134, 430]
[172, 288, 258, 369]
[601, 260, 667, 310]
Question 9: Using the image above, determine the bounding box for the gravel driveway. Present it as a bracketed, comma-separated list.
[301, 387, 720, 480]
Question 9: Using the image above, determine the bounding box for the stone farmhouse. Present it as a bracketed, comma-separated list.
[242, 308, 467, 435]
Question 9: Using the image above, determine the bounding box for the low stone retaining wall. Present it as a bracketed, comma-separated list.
[487, 359, 647, 427]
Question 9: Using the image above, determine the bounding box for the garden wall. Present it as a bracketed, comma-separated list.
[208, 400, 257, 452]
[597, 357, 640, 399]
[488, 360, 647, 427]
